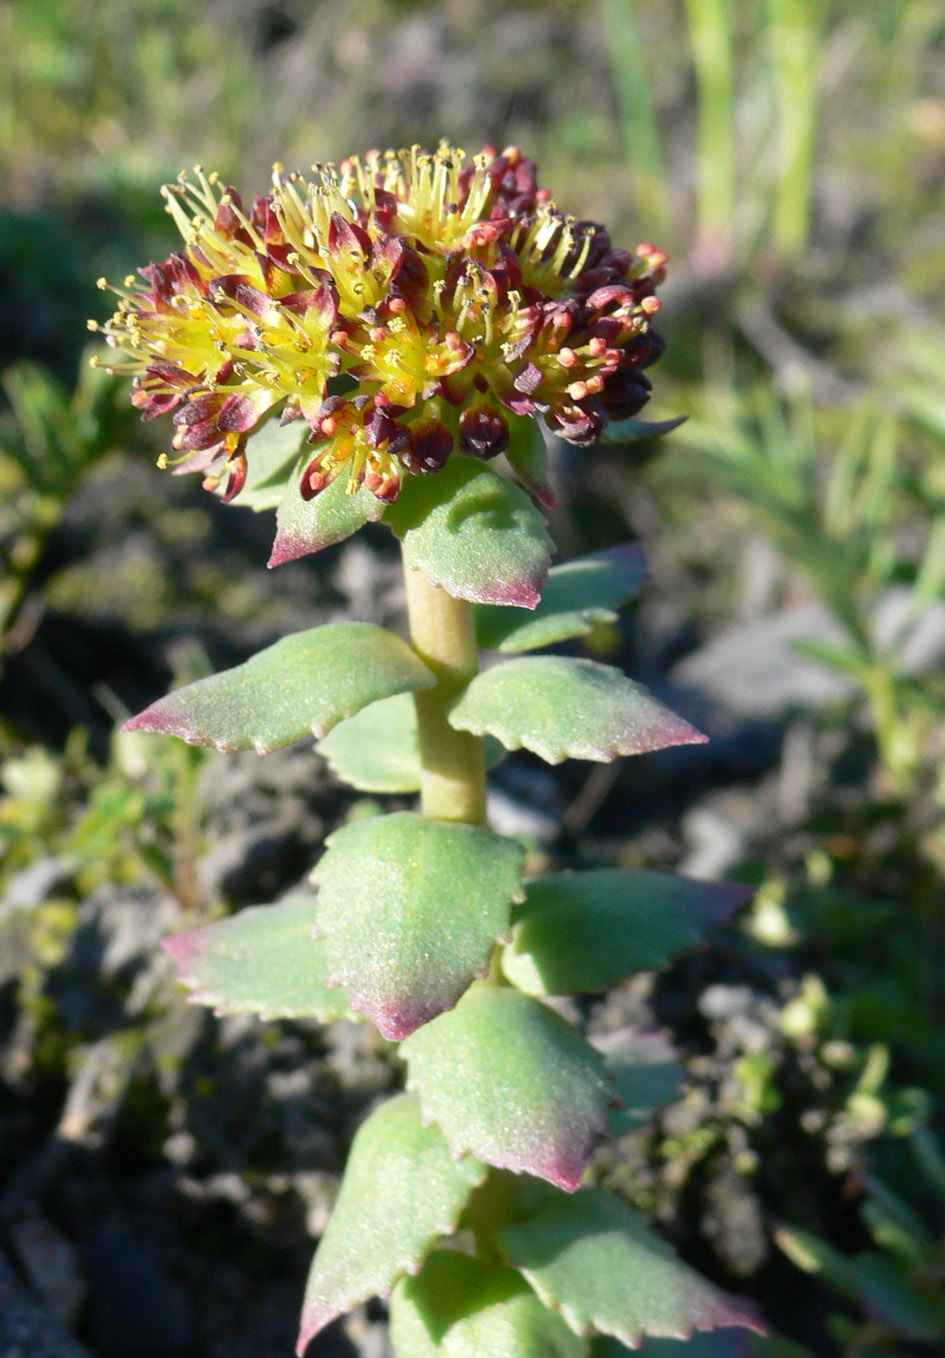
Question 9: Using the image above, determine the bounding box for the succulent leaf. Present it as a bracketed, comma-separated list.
[312, 812, 524, 1039]
[390, 1250, 588, 1358]
[501, 869, 752, 995]
[163, 894, 349, 1021]
[123, 622, 433, 753]
[269, 454, 385, 565]
[297, 1094, 487, 1353]
[497, 1185, 764, 1347]
[449, 656, 706, 763]
[385, 456, 553, 608]
[401, 985, 613, 1191]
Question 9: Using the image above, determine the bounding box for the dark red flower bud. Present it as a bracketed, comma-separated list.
[400, 420, 453, 474]
[459, 405, 509, 460]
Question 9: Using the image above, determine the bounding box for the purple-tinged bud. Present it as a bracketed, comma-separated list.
[459, 405, 509, 460]
[400, 420, 453, 474]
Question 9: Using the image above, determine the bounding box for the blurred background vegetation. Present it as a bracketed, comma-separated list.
[2, 2, 945, 1356]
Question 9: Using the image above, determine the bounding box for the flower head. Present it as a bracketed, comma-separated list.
[92, 145, 667, 504]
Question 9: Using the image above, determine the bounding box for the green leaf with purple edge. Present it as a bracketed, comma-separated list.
[400, 985, 613, 1192]
[231, 418, 308, 512]
[476, 543, 647, 653]
[311, 812, 524, 1040]
[497, 1185, 765, 1347]
[162, 894, 349, 1022]
[502, 869, 752, 996]
[504, 410, 555, 510]
[592, 1028, 687, 1137]
[269, 453, 384, 566]
[317, 691, 506, 793]
[122, 622, 434, 754]
[383, 455, 553, 608]
[389, 1251, 588, 1358]
[296, 1094, 486, 1355]
[449, 656, 706, 764]
[599, 414, 687, 444]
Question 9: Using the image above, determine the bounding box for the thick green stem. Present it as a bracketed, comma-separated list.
[402, 551, 487, 826]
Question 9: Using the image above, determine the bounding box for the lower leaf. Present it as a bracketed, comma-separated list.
[390, 1250, 589, 1358]
[296, 1094, 486, 1354]
[401, 985, 613, 1191]
[497, 1185, 764, 1347]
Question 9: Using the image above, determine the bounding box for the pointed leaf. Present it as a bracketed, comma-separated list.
[123, 622, 433, 753]
[390, 1251, 588, 1358]
[296, 1094, 486, 1353]
[384, 455, 553, 607]
[449, 657, 706, 764]
[269, 456, 384, 566]
[163, 894, 349, 1021]
[401, 985, 613, 1191]
[599, 415, 686, 444]
[503, 870, 751, 995]
[317, 691, 505, 793]
[593, 1028, 687, 1137]
[312, 812, 523, 1039]
[498, 1186, 764, 1346]
[476, 543, 647, 653]
[233, 419, 307, 511]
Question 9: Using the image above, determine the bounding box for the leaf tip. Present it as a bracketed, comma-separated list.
[161, 929, 199, 974]
[296, 1302, 333, 1355]
[268, 528, 310, 568]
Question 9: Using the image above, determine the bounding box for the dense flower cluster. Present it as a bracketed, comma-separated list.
[93, 144, 667, 504]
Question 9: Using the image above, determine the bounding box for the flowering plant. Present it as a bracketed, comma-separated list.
[96, 143, 761, 1355]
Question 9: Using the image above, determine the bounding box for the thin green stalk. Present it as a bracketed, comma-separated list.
[402, 551, 487, 826]
[684, 0, 735, 253]
[766, 0, 819, 259]
[601, 0, 673, 241]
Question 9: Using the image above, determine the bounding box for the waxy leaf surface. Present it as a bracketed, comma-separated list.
[312, 812, 523, 1039]
[384, 456, 553, 607]
[297, 1094, 486, 1354]
[502, 869, 751, 995]
[593, 1028, 686, 1138]
[476, 543, 647, 653]
[123, 622, 433, 753]
[498, 1186, 763, 1346]
[318, 691, 505, 793]
[232, 419, 307, 511]
[401, 985, 613, 1191]
[390, 1251, 588, 1358]
[163, 894, 349, 1021]
[449, 657, 706, 764]
[269, 455, 384, 565]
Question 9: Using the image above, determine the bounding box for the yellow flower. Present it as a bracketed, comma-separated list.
[92, 144, 667, 503]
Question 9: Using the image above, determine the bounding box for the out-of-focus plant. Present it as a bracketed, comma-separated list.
[777, 1127, 945, 1355]
[0, 353, 138, 666]
[90, 141, 766, 1354]
[600, 0, 823, 266]
[667, 387, 945, 799]
[0, 723, 209, 912]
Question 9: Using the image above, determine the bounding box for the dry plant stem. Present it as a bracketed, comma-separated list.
[402, 549, 487, 827]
